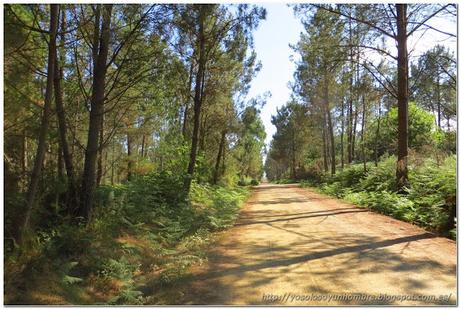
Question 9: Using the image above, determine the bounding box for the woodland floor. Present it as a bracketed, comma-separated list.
[156, 183, 457, 305]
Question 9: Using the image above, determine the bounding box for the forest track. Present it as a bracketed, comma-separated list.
[171, 184, 457, 305]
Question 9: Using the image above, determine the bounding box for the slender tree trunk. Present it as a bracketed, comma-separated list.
[182, 62, 194, 138]
[325, 78, 335, 175]
[351, 49, 359, 162]
[322, 123, 329, 173]
[436, 73, 441, 128]
[222, 138, 226, 176]
[198, 113, 208, 154]
[80, 4, 113, 220]
[325, 123, 330, 170]
[352, 103, 358, 161]
[340, 98, 345, 169]
[184, 7, 206, 193]
[96, 119, 104, 185]
[57, 145, 64, 180]
[375, 98, 381, 167]
[111, 141, 115, 185]
[396, 4, 409, 191]
[21, 129, 28, 188]
[361, 94, 366, 172]
[291, 128, 297, 179]
[54, 10, 78, 211]
[127, 132, 133, 181]
[347, 15, 354, 165]
[213, 130, 226, 184]
[56, 144, 63, 207]
[92, 4, 103, 188]
[141, 134, 146, 157]
[93, 6, 104, 187]
[22, 4, 59, 242]
[347, 99, 353, 164]
[91, 4, 100, 72]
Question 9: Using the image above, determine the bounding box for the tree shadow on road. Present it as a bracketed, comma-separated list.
[236, 209, 369, 226]
[139, 193, 456, 306]
[142, 229, 455, 305]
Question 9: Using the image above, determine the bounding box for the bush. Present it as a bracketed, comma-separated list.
[5, 172, 250, 305]
[309, 154, 456, 239]
[367, 102, 435, 154]
[317, 164, 367, 198]
[275, 178, 297, 184]
[296, 165, 324, 184]
[237, 179, 249, 186]
[358, 156, 396, 192]
[408, 155, 456, 234]
[250, 179, 259, 186]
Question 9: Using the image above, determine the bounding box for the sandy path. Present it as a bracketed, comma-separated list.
[178, 184, 457, 305]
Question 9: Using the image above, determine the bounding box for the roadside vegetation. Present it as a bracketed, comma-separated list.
[4, 4, 266, 305]
[300, 155, 456, 239]
[3, 3, 457, 305]
[265, 5, 456, 239]
[5, 173, 250, 304]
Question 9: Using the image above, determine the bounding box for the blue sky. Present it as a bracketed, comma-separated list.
[245, 3, 303, 147]
[246, 4, 457, 148]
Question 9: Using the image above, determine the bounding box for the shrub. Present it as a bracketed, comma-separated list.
[320, 182, 344, 198]
[358, 156, 396, 192]
[237, 179, 249, 186]
[250, 179, 259, 186]
[310, 154, 456, 239]
[275, 178, 297, 184]
[5, 171, 251, 305]
[408, 155, 456, 234]
[343, 191, 368, 207]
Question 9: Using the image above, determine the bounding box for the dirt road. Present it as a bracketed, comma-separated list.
[179, 184, 457, 305]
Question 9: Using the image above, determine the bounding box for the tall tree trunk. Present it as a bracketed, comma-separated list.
[93, 6, 104, 187]
[325, 79, 335, 175]
[184, 7, 206, 193]
[80, 4, 113, 220]
[213, 130, 226, 184]
[436, 73, 441, 128]
[361, 94, 367, 172]
[55, 144, 63, 210]
[57, 145, 64, 180]
[21, 129, 28, 189]
[396, 4, 409, 191]
[141, 134, 146, 157]
[340, 98, 345, 169]
[375, 98, 381, 167]
[182, 62, 194, 138]
[347, 98, 353, 164]
[291, 128, 297, 179]
[352, 103, 358, 161]
[222, 138, 227, 176]
[96, 119, 104, 185]
[127, 132, 133, 181]
[322, 123, 329, 173]
[351, 48, 360, 162]
[22, 4, 59, 242]
[347, 15, 354, 165]
[54, 9, 78, 211]
[325, 123, 330, 170]
[198, 113, 208, 154]
[111, 141, 115, 185]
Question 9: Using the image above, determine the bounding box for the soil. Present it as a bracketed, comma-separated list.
[169, 184, 457, 305]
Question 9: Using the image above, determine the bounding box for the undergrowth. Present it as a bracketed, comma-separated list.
[300, 155, 456, 239]
[4, 171, 249, 305]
